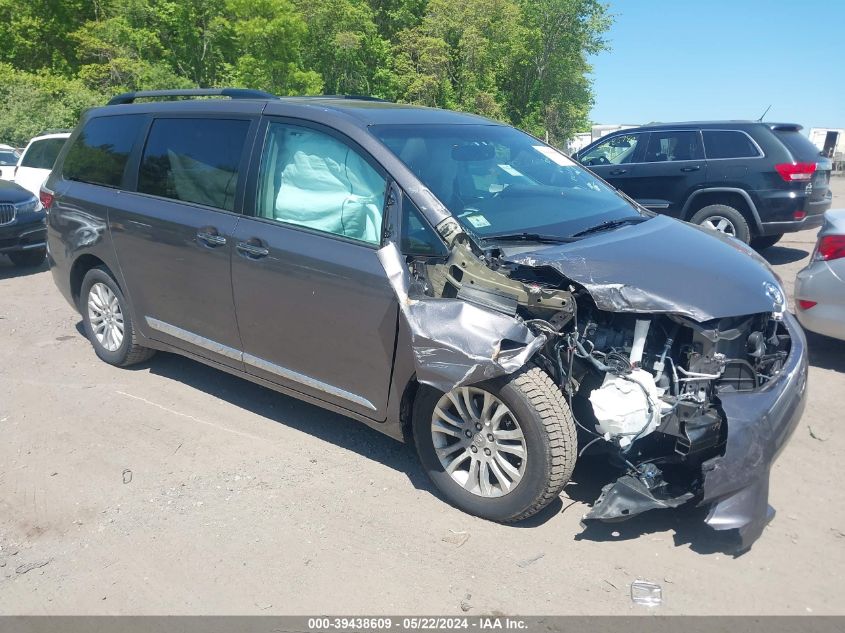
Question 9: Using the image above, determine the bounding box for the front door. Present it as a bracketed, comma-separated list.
[577, 131, 647, 192]
[110, 116, 255, 368]
[621, 129, 707, 217]
[231, 120, 398, 419]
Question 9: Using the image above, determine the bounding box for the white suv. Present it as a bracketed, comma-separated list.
[14, 132, 70, 197]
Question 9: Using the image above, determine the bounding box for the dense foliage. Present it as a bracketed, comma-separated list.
[0, 0, 609, 146]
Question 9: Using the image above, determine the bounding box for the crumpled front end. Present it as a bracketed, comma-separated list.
[380, 213, 806, 551]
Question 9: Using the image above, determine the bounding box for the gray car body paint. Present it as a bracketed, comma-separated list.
[378, 242, 546, 393]
[505, 215, 782, 322]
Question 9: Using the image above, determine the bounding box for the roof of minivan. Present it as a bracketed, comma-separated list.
[632, 120, 800, 131]
[88, 97, 496, 127]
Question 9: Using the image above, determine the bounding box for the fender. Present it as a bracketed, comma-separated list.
[681, 187, 763, 232]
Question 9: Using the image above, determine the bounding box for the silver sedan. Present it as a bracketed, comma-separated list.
[795, 208, 845, 341]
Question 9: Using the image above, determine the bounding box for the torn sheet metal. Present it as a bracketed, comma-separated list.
[378, 242, 545, 393]
[698, 311, 808, 549]
[581, 313, 807, 550]
[505, 215, 783, 322]
[583, 473, 694, 522]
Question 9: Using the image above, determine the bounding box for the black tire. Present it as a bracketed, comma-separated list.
[8, 248, 46, 268]
[80, 266, 155, 367]
[750, 233, 783, 250]
[690, 204, 751, 244]
[412, 366, 577, 522]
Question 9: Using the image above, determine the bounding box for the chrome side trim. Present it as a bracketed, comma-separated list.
[145, 316, 376, 412]
[243, 353, 377, 412]
[145, 317, 243, 361]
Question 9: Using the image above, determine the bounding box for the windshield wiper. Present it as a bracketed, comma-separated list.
[570, 216, 647, 238]
[483, 232, 579, 244]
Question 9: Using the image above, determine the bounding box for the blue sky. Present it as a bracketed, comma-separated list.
[589, 0, 844, 132]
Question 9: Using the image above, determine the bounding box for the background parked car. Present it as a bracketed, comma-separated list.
[0, 144, 20, 181]
[0, 178, 46, 267]
[795, 208, 845, 341]
[14, 131, 70, 197]
[574, 121, 832, 249]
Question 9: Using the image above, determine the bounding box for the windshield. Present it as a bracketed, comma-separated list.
[371, 124, 641, 240]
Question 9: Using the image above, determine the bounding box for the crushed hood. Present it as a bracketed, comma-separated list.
[505, 215, 783, 322]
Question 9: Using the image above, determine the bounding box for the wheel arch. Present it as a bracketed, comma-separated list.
[70, 254, 114, 310]
[682, 188, 763, 234]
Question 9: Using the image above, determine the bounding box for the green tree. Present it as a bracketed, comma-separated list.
[0, 64, 103, 146]
[224, 0, 322, 95]
[296, 0, 390, 95]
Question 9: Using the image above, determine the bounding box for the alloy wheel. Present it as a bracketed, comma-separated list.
[701, 215, 737, 237]
[87, 282, 124, 352]
[430, 387, 527, 498]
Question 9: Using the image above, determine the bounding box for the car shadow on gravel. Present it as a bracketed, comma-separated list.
[136, 350, 439, 495]
[760, 245, 809, 265]
[805, 330, 845, 372]
[0, 258, 48, 279]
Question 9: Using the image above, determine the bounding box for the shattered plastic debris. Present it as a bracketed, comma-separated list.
[378, 242, 545, 393]
[630, 580, 662, 606]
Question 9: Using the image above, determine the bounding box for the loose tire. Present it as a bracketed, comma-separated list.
[8, 248, 46, 268]
[413, 366, 577, 522]
[80, 267, 155, 367]
[750, 233, 783, 251]
[690, 204, 751, 244]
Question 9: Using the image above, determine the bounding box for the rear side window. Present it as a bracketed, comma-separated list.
[21, 138, 66, 169]
[138, 118, 249, 211]
[64, 115, 145, 187]
[772, 129, 823, 162]
[703, 131, 761, 159]
[0, 150, 19, 166]
[643, 131, 703, 162]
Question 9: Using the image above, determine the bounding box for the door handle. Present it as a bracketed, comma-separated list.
[680, 165, 701, 172]
[236, 239, 270, 259]
[608, 169, 628, 176]
[197, 229, 227, 246]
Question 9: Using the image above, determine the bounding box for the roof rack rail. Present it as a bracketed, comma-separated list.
[107, 88, 278, 106]
[36, 128, 73, 136]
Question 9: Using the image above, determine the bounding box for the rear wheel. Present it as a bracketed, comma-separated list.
[690, 204, 751, 244]
[412, 366, 577, 522]
[8, 248, 46, 268]
[750, 233, 783, 250]
[80, 267, 155, 367]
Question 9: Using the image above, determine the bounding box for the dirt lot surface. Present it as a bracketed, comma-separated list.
[1, 179, 844, 616]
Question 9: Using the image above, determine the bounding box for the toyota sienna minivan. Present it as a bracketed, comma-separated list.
[45, 89, 808, 550]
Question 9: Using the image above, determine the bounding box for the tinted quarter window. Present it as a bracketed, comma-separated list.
[64, 115, 145, 187]
[402, 200, 447, 256]
[703, 130, 761, 159]
[21, 138, 66, 169]
[644, 131, 703, 162]
[771, 129, 823, 162]
[256, 122, 387, 245]
[138, 118, 249, 211]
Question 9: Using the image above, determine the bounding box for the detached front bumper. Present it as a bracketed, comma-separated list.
[699, 311, 808, 549]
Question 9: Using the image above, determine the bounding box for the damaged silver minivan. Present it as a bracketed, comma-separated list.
[46, 90, 807, 550]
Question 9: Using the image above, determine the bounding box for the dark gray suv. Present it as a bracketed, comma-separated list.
[46, 89, 808, 549]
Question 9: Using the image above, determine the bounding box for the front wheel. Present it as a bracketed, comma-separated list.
[412, 366, 577, 522]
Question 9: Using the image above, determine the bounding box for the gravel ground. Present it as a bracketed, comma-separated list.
[0, 179, 843, 615]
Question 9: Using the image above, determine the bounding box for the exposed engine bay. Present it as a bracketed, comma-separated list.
[404, 223, 792, 535]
